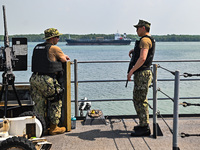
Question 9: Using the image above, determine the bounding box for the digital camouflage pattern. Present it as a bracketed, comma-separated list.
[134, 19, 151, 28]
[44, 28, 62, 40]
[133, 70, 152, 126]
[30, 73, 62, 125]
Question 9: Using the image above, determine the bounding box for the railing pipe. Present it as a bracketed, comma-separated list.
[70, 96, 200, 102]
[173, 70, 180, 150]
[2, 76, 200, 85]
[74, 78, 200, 83]
[71, 60, 200, 116]
[74, 59, 79, 116]
[76, 59, 200, 64]
[153, 64, 158, 138]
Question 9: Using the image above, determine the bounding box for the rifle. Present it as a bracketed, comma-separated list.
[125, 40, 139, 87]
[125, 50, 135, 87]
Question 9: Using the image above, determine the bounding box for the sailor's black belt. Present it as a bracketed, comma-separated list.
[33, 72, 56, 78]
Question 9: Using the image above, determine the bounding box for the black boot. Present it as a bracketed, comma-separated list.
[133, 125, 141, 131]
[131, 125, 151, 137]
[133, 124, 150, 131]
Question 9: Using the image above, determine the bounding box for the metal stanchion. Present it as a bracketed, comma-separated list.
[153, 64, 163, 138]
[74, 59, 79, 116]
[173, 70, 180, 150]
[153, 64, 158, 138]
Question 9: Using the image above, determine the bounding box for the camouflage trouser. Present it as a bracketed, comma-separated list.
[133, 70, 152, 126]
[30, 73, 62, 125]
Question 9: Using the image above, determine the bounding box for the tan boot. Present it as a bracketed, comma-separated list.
[49, 123, 66, 135]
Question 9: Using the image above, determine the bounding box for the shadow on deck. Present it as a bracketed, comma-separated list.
[45, 117, 200, 150]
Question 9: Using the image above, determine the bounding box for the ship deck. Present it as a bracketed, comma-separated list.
[44, 116, 200, 150]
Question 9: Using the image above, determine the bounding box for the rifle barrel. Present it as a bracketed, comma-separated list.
[125, 80, 128, 88]
[3, 5, 9, 47]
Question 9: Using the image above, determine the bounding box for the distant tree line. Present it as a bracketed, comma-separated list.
[153, 34, 200, 42]
[1, 34, 200, 42]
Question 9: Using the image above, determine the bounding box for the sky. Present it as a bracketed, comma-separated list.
[0, 0, 200, 35]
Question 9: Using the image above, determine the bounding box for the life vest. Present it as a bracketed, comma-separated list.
[132, 35, 155, 73]
[32, 42, 63, 74]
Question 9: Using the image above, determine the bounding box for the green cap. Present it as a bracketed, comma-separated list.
[43, 28, 62, 39]
[134, 19, 151, 28]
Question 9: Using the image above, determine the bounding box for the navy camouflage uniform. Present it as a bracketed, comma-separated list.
[133, 70, 152, 126]
[30, 28, 64, 126]
[30, 73, 62, 125]
[130, 20, 155, 127]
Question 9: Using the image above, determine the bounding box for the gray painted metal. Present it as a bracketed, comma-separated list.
[173, 71, 180, 149]
[153, 64, 158, 138]
[74, 59, 79, 116]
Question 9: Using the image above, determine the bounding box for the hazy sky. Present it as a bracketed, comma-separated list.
[0, 0, 200, 35]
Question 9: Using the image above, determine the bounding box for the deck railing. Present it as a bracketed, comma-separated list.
[72, 59, 200, 115]
[1, 59, 199, 148]
[71, 59, 200, 149]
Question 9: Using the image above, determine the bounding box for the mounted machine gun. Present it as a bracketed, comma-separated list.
[0, 5, 28, 117]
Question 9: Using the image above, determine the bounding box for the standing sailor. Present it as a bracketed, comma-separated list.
[127, 20, 155, 136]
[30, 28, 70, 135]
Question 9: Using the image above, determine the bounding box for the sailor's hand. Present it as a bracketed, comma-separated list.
[60, 55, 70, 62]
[66, 55, 70, 60]
[129, 49, 134, 58]
[127, 73, 132, 81]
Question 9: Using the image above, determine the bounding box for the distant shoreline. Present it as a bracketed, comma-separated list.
[1, 34, 200, 42]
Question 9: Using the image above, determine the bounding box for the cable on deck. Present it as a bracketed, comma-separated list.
[181, 132, 200, 138]
[158, 88, 174, 102]
[183, 72, 200, 78]
[147, 102, 153, 110]
[157, 111, 173, 134]
[180, 102, 200, 107]
[178, 72, 200, 138]
[158, 65, 175, 76]
[146, 100, 173, 134]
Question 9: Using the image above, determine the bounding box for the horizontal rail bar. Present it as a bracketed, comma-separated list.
[27, 59, 200, 65]
[1, 78, 200, 85]
[76, 60, 200, 64]
[77, 60, 129, 63]
[159, 79, 200, 81]
[154, 60, 200, 63]
[71, 78, 200, 83]
[72, 80, 126, 83]
[71, 96, 200, 102]
[0, 82, 30, 85]
[76, 114, 200, 120]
